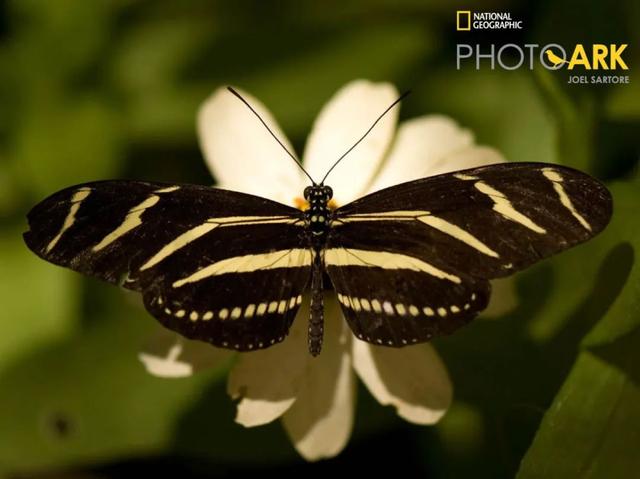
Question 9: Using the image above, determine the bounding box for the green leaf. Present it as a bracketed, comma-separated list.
[516, 177, 640, 479]
[583, 178, 640, 347]
[516, 348, 640, 479]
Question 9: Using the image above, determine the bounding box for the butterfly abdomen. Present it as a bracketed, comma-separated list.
[308, 255, 324, 356]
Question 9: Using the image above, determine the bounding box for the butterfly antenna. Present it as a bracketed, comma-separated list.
[227, 87, 316, 185]
[320, 90, 411, 185]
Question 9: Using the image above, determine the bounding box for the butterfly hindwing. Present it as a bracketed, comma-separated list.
[325, 256, 490, 346]
[145, 258, 310, 351]
[24, 181, 311, 350]
[328, 162, 611, 346]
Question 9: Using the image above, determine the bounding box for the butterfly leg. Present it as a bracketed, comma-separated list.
[308, 250, 324, 356]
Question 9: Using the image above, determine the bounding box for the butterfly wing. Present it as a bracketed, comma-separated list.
[24, 181, 311, 350]
[327, 162, 612, 346]
[324, 249, 491, 346]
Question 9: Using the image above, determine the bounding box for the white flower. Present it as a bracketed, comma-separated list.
[139, 80, 514, 461]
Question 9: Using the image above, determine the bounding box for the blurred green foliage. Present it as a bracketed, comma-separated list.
[0, 0, 638, 477]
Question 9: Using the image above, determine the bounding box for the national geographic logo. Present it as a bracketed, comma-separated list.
[456, 10, 523, 31]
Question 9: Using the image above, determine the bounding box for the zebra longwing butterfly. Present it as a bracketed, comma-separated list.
[23, 88, 613, 356]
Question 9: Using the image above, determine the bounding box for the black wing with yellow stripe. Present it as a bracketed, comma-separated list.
[24, 181, 310, 351]
[327, 162, 612, 346]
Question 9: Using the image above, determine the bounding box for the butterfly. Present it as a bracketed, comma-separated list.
[23, 88, 613, 356]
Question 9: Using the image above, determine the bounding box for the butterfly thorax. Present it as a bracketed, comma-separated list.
[303, 185, 333, 239]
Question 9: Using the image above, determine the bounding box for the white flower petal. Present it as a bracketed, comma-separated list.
[138, 328, 232, 378]
[366, 115, 472, 192]
[426, 145, 506, 177]
[352, 340, 452, 425]
[282, 296, 355, 461]
[367, 115, 504, 193]
[198, 87, 304, 204]
[303, 80, 399, 204]
[227, 302, 310, 427]
[139, 343, 193, 378]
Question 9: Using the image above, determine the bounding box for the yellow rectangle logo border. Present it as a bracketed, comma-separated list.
[457, 11, 471, 31]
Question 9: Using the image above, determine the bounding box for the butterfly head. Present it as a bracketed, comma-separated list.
[304, 185, 333, 204]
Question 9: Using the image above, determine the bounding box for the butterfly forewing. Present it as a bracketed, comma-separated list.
[334, 163, 612, 277]
[329, 162, 612, 346]
[24, 181, 311, 350]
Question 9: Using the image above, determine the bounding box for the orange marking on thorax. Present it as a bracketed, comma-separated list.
[294, 197, 310, 211]
[294, 197, 338, 211]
